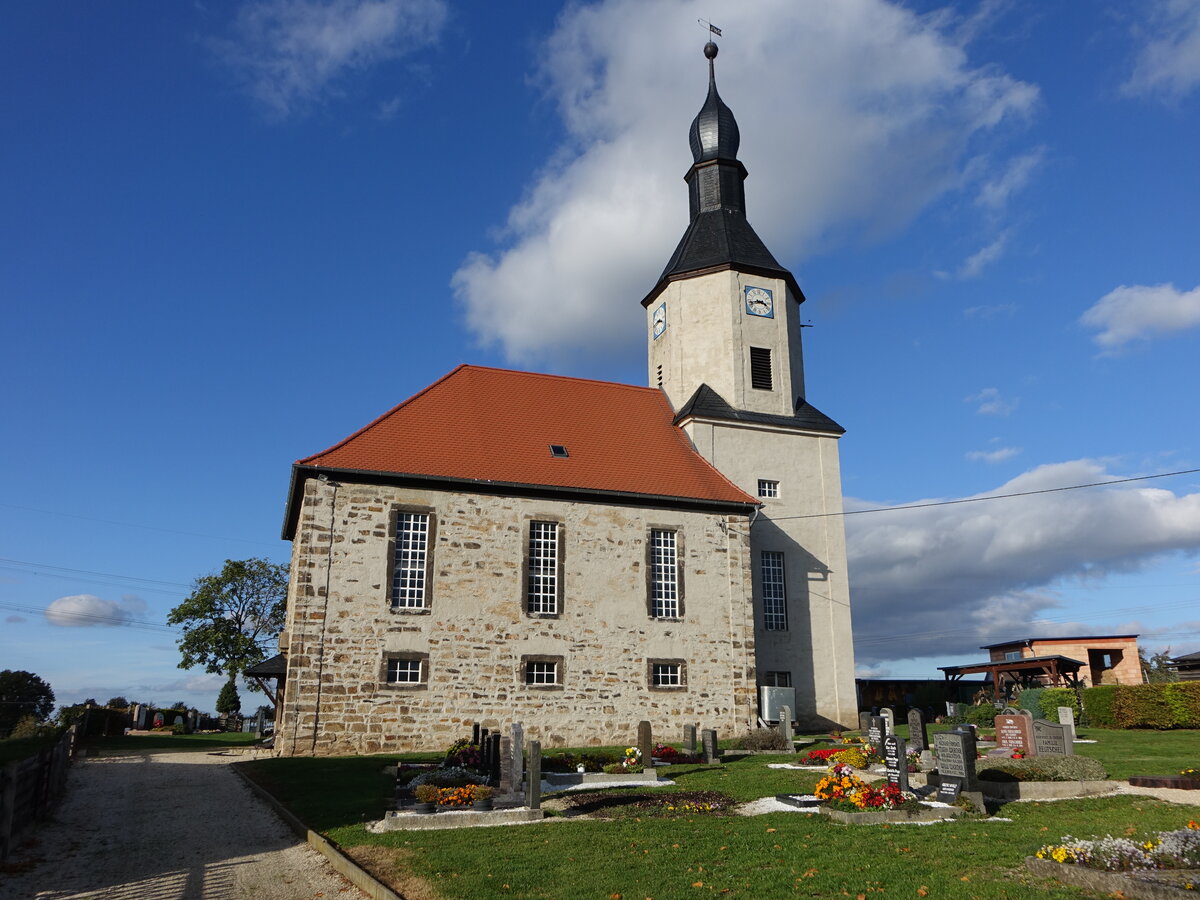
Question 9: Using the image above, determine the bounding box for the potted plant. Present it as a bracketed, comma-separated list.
[413, 783, 439, 813]
[471, 784, 494, 811]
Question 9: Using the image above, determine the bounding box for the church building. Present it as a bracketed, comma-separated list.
[272, 42, 857, 756]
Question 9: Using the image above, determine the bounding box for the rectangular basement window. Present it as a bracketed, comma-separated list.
[549, 444, 569, 458]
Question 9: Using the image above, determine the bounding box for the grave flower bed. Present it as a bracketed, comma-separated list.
[1034, 820, 1200, 879]
[799, 748, 846, 766]
[652, 743, 702, 764]
[560, 789, 734, 819]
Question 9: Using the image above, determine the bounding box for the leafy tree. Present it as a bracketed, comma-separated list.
[167, 558, 287, 689]
[1140, 647, 1179, 683]
[169, 700, 189, 711]
[106, 696, 129, 709]
[216, 678, 241, 716]
[0, 670, 55, 736]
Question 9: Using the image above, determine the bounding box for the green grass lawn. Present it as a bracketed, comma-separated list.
[240, 730, 1200, 900]
[89, 731, 262, 755]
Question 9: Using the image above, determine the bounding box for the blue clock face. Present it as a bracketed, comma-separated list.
[653, 303, 667, 338]
[744, 285, 774, 318]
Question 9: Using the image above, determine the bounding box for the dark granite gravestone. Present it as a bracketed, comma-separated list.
[499, 736, 514, 798]
[778, 705, 794, 744]
[934, 729, 978, 793]
[867, 716, 884, 747]
[472, 722, 481, 745]
[880, 707, 895, 736]
[683, 724, 697, 753]
[638, 720, 653, 771]
[1033, 719, 1072, 756]
[526, 740, 541, 809]
[994, 713, 1035, 755]
[907, 708, 928, 752]
[883, 734, 909, 792]
[488, 733, 502, 782]
[858, 711, 872, 734]
[702, 729, 718, 764]
[511, 723, 525, 788]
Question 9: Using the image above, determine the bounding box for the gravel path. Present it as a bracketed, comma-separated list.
[0, 750, 367, 900]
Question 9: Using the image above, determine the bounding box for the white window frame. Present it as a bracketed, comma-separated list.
[391, 512, 430, 609]
[757, 479, 780, 499]
[650, 529, 679, 618]
[651, 661, 684, 688]
[525, 660, 558, 685]
[761, 550, 787, 631]
[386, 657, 423, 684]
[527, 521, 560, 615]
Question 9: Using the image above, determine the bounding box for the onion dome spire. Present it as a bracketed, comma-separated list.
[642, 41, 804, 308]
[689, 41, 740, 164]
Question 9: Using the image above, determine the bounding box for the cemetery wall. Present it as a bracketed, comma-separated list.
[274, 478, 759, 756]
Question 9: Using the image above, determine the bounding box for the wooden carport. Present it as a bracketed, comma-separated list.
[939, 654, 1084, 701]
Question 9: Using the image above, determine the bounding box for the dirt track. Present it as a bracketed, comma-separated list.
[0, 750, 366, 900]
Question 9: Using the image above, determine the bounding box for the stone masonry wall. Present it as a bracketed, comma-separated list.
[274, 478, 758, 756]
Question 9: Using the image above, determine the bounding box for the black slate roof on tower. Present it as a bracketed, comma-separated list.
[644, 41, 804, 306]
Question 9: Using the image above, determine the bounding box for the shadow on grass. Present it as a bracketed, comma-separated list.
[91, 732, 262, 754]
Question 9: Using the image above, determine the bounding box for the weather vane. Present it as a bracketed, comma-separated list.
[697, 18, 722, 37]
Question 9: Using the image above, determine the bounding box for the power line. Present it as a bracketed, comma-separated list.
[0, 557, 191, 589]
[0, 502, 279, 548]
[776, 466, 1200, 521]
[0, 600, 177, 632]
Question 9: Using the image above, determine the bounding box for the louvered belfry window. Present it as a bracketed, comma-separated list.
[750, 347, 773, 390]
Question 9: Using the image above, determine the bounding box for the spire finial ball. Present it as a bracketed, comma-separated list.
[703, 41, 718, 60]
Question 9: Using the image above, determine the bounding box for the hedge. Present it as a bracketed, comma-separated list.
[1082, 685, 1119, 727]
[1164, 682, 1200, 728]
[1112, 684, 1176, 729]
[1017, 688, 1044, 718]
[1037, 687, 1080, 720]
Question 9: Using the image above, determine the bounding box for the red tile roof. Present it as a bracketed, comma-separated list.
[298, 365, 756, 507]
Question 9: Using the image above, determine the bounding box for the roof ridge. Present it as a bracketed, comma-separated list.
[457, 364, 663, 394]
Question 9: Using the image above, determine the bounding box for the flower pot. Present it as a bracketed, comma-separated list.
[413, 802, 437, 814]
[472, 799, 493, 811]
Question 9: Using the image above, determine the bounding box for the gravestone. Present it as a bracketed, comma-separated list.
[931, 734, 979, 801]
[638, 720, 653, 771]
[778, 705, 794, 744]
[488, 733, 502, 782]
[526, 740, 542, 809]
[883, 735, 909, 792]
[945, 701, 960, 717]
[1057, 707, 1076, 743]
[907, 708, 928, 752]
[1033, 720, 1073, 756]
[511, 723, 525, 789]
[880, 707, 895, 736]
[867, 716, 884, 747]
[701, 729, 718, 764]
[472, 722, 481, 745]
[994, 713, 1035, 755]
[498, 736, 515, 798]
[153, 712, 164, 728]
[683, 724, 697, 754]
[254, 709, 265, 737]
[858, 711, 872, 734]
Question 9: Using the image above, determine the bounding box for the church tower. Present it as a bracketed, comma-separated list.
[643, 41, 858, 729]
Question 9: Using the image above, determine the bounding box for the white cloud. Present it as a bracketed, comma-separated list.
[454, 0, 1038, 364]
[1123, 0, 1200, 100]
[965, 386, 1018, 416]
[848, 459, 1200, 663]
[44, 594, 147, 628]
[976, 149, 1043, 210]
[214, 0, 447, 118]
[966, 446, 1021, 463]
[957, 232, 1009, 279]
[1081, 282, 1200, 351]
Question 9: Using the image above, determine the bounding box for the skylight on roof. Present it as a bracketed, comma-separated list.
[549, 444, 569, 458]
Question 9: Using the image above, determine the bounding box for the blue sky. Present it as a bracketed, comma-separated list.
[2, 0, 1199, 714]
